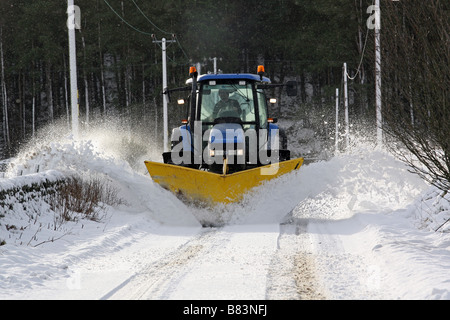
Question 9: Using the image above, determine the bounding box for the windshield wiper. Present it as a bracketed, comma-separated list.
[228, 82, 250, 102]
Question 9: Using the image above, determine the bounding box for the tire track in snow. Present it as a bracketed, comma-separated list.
[101, 213, 326, 300]
[266, 217, 326, 300]
[101, 229, 226, 300]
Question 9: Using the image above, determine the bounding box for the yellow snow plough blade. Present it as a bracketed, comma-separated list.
[144, 158, 304, 204]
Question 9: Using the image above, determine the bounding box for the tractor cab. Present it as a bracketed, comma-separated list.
[195, 74, 273, 173]
[163, 66, 296, 174]
[195, 74, 270, 129]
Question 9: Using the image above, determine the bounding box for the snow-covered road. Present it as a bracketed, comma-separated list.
[1, 133, 450, 300]
[104, 225, 282, 300]
[0, 214, 323, 300]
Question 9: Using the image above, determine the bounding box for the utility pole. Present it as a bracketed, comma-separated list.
[343, 63, 350, 149]
[209, 57, 218, 74]
[67, 0, 79, 139]
[213, 57, 217, 74]
[375, 0, 382, 146]
[153, 36, 176, 153]
[335, 88, 339, 153]
[208, 57, 222, 74]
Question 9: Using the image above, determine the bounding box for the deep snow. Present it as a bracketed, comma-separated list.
[0, 125, 449, 300]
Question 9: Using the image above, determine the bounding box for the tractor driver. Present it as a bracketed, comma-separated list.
[212, 89, 241, 119]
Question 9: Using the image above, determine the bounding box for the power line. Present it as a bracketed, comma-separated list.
[102, 0, 153, 36]
[103, 0, 190, 62]
[346, 0, 375, 80]
[175, 38, 191, 63]
[346, 26, 370, 80]
[131, 0, 190, 62]
[346, 23, 370, 80]
[131, 0, 172, 35]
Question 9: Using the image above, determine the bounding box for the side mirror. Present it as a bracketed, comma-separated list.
[285, 81, 298, 96]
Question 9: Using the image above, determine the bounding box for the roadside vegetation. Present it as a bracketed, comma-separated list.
[0, 175, 124, 246]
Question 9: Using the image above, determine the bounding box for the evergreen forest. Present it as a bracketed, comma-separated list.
[0, 1, 448, 190]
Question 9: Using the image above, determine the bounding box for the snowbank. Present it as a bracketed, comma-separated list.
[286, 146, 450, 299]
[0, 127, 449, 300]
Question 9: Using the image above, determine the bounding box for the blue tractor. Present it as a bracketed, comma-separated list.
[163, 66, 297, 174]
[145, 66, 303, 204]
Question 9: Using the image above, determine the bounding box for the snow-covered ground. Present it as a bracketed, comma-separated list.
[0, 125, 449, 300]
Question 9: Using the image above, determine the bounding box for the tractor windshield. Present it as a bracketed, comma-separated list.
[200, 81, 256, 124]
